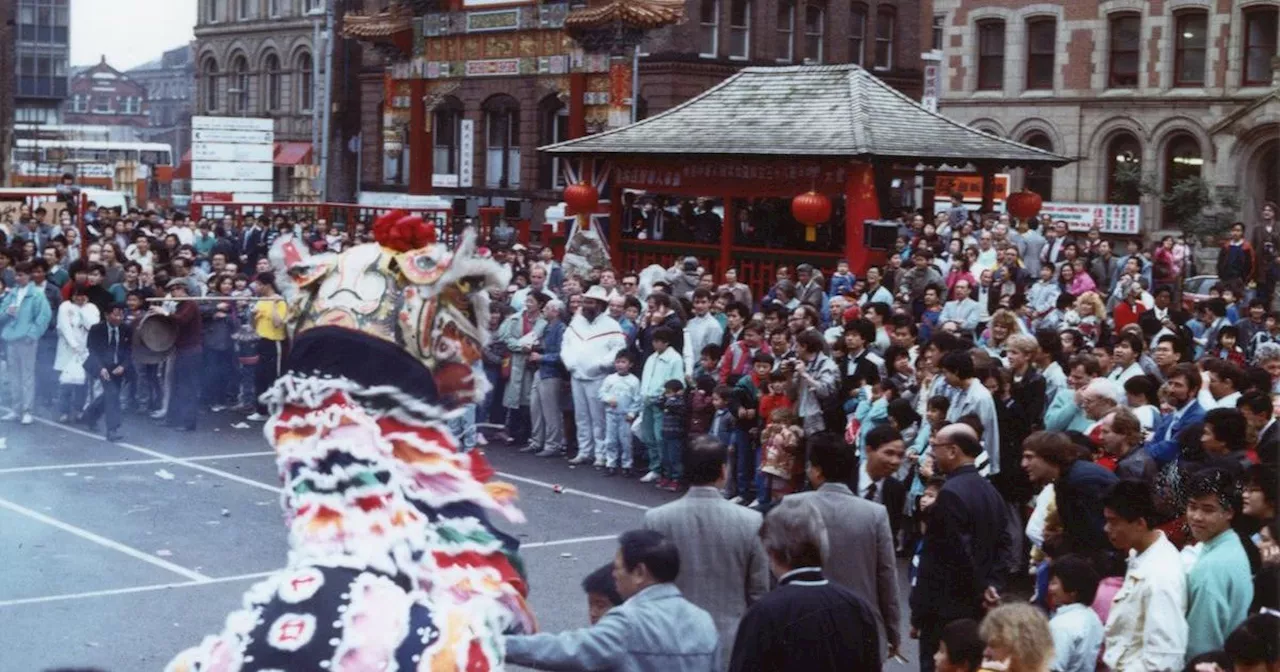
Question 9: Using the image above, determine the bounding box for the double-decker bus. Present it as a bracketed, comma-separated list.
[8, 125, 174, 208]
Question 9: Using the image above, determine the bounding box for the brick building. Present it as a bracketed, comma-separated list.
[0, 0, 15, 185]
[64, 58, 150, 127]
[129, 44, 196, 169]
[350, 0, 924, 221]
[930, 0, 1280, 233]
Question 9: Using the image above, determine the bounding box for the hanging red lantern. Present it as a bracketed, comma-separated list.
[1006, 189, 1043, 221]
[792, 191, 833, 243]
[563, 183, 599, 215]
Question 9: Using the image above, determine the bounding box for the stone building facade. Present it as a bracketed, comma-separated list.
[193, 0, 365, 201]
[931, 0, 1280, 233]
[353, 0, 924, 221]
[128, 45, 196, 168]
[0, 0, 15, 185]
[64, 58, 151, 127]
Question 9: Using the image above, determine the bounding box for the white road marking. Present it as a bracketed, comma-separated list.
[6, 414, 280, 494]
[495, 471, 652, 512]
[0, 534, 618, 608]
[0, 451, 277, 475]
[0, 496, 210, 583]
[0, 571, 274, 608]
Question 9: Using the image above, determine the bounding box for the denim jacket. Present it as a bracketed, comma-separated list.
[504, 583, 720, 672]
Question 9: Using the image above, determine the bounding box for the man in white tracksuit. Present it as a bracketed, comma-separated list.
[561, 285, 628, 466]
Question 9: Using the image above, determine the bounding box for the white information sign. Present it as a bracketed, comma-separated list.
[1040, 202, 1142, 235]
[459, 119, 474, 188]
[191, 115, 276, 202]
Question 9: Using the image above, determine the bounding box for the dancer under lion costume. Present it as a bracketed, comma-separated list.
[166, 212, 533, 671]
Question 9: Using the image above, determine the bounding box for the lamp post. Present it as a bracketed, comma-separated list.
[308, 3, 324, 200]
[320, 0, 334, 203]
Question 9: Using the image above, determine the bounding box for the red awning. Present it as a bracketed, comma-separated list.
[274, 142, 313, 166]
[173, 148, 192, 180]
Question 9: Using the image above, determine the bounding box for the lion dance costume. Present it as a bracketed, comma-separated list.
[166, 212, 533, 671]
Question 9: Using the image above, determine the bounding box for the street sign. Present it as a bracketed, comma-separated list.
[192, 162, 273, 181]
[192, 116, 274, 131]
[191, 115, 275, 202]
[192, 129, 274, 144]
[191, 143, 275, 163]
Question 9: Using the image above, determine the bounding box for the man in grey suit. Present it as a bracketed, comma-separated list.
[787, 432, 902, 661]
[644, 435, 770, 670]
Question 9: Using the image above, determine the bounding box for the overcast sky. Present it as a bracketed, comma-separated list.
[70, 0, 198, 70]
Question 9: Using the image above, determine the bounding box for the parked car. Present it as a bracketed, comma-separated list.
[1182, 274, 1219, 310]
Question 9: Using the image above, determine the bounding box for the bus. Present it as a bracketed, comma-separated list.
[8, 134, 174, 208]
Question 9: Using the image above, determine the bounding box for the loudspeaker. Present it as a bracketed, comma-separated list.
[863, 220, 899, 250]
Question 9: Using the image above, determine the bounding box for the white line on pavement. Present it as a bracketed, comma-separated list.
[0, 534, 618, 608]
[0, 496, 210, 583]
[0, 451, 276, 475]
[0, 570, 274, 608]
[11, 415, 280, 494]
[495, 471, 652, 512]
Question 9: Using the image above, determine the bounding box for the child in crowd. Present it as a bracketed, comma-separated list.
[710, 385, 739, 497]
[657, 379, 687, 492]
[1214, 325, 1248, 367]
[598, 351, 641, 477]
[689, 375, 716, 435]
[718, 320, 769, 385]
[1046, 554, 1104, 672]
[730, 353, 772, 504]
[933, 618, 985, 672]
[909, 475, 944, 588]
[580, 563, 623, 625]
[695, 344, 721, 382]
[639, 326, 684, 485]
[756, 407, 803, 508]
[905, 395, 950, 523]
[829, 259, 855, 298]
[758, 370, 793, 427]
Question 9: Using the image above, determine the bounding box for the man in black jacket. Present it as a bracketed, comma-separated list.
[910, 422, 1013, 672]
[729, 497, 881, 672]
[850, 425, 907, 541]
[82, 303, 132, 442]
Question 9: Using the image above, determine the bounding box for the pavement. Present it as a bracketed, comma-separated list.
[0, 406, 921, 671]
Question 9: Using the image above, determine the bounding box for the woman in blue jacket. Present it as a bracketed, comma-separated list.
[0, 262, 54, 424]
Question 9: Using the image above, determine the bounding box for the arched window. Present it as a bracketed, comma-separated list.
[263, 52, 281, 111]
[296, 51, 313, 111]
[538, 95, 569, 189]
[1164, 133, 1202, 189]
[1106, 132, 1142, 205]
[483, 95, 520, 189]
[874, 5, 894, 69]
[201, 58, 219, 112]
[849, 3, 867, 66]
[433, 96, 463, 180]
[804, 2, 825, 64]
[1022, 132, 1054, 200]
[229, 54, 249, 114]
[976, 19, 1005, 90]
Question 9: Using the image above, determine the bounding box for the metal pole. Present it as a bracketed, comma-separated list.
[320, 0, 334, 203]
[311, 16, 321, 198]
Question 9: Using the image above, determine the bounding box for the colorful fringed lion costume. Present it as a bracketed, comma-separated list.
[166, 213, 532, 671]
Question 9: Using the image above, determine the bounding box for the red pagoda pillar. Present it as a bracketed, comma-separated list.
[408, 79, 431, 195]
[845, 162, 881, 273]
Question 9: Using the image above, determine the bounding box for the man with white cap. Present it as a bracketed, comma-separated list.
[561, 284, 627, 466]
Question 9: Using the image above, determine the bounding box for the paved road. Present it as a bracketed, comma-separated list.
[0, 406, 921, 671]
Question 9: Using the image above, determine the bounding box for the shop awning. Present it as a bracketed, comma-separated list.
[173, 149, 192, 180]
[274, 142, 313, 166]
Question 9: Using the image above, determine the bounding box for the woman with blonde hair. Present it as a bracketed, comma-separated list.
[979, 309, 1022, 361]
[1066, 291, 1106, 346]
[979, 602, 1055, 672]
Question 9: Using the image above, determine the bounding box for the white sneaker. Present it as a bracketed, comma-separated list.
[639, 470, 661, 483]
[746, 500, 762, 510]
[728, 496, 744, 505]
[475, 433, 489, 446]
[1, 411, 17, 422]
[210, 405, 227, 413]
[20, 413, 33, 425]
[246, 413, 268, 422]
[568, 454, 593, 465]
[150, 409, 166, 419]
[592, 458, 606, 468]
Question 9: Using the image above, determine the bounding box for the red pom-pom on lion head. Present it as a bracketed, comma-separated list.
[373, 209, 438, 252]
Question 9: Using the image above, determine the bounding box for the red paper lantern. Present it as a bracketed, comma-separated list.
[792, 191, 833, 242]
[1007, 189, 1043, 221]
[563, 183, 599, 215]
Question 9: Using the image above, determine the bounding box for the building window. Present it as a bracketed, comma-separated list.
[93, 95, 111, 113]
[1022, 132, 1054, 199]
[16, 0, 70, 46]
[1026, 17, 1055, 89]
[874, 6, 894, 69]
[1173, 11, 1207, 86]
[1108, 13, 1141, 88]
[297, 52, 313, 111]
[202, 59, 219, 112]
[538, 95, 569, 189]
[804, 2, 825, 64]
[777, 1, 795, 62]
[71, 94, 86, 112]
[230, 55, 250, 114]
[268, 0, 280, 16]
[433, 97, 463, 177]
[850, 3, 867, 66]
[303, 0, 321, 13]
[206, 0, 221, 23]
[1164, 134, 1202, 188]
[976, 19, 1005, 90]
[1244, 7, 1279, 86]
[699, 0, 719, 58]
[932, 13, 945, 51]
[483, 96, 520, 189]
[728, 0, 750, 60]
[263, 52, 281, 111]
[239, 0, 253, 19]
[1106, 133, 1142, 205]
[16, 52, 68, 98]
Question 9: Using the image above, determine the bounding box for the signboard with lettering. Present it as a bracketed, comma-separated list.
[935, 174, 1010, 203]
[459, 119, 475, 188]
[191, 116, 275, 203]
[1040, 202, 1142, 235]
[464, 59, 522, 77]
[612, 160, 852, 195]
